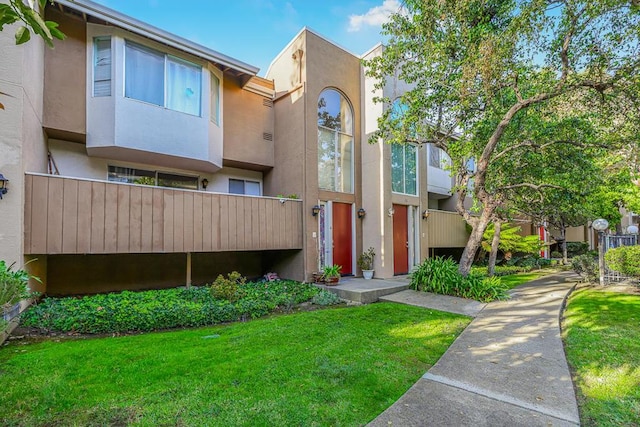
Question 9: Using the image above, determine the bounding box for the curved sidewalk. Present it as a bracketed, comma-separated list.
[370, 272, 581, 427]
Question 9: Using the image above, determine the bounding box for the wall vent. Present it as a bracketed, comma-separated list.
[263, 98, 273, 107]
[263, 132, 273, 141]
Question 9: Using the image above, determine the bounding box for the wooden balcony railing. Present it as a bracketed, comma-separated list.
[427, 210, 470, 248]
[24, 173, 302, 255]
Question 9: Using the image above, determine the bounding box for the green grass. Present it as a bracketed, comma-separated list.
[499, 270, 556, 289]
[0, 303, 470, 426]
[563, 288, 640, 426]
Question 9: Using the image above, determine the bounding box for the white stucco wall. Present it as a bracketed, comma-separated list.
[85, 24, 223, 172]
[48, 139, 262, 194]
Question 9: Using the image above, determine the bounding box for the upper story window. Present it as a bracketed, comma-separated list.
[124, 41, 202, 116]
[108, 166, 198, 190]
[429, 145, 442, 169]
[391, 143, 417, 195]
[317, 88, 353, 193]
[229, 179, 261, 196]
[93, 37, 111, 97]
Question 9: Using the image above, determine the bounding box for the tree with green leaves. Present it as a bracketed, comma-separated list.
[0, 0, 65, 110]
[366, 0, 640, 276]
[0, 0, 64, 46]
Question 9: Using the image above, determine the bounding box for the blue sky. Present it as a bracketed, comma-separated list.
[93, 0, 400, 76]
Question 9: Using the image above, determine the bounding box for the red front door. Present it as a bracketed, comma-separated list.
[332, 202, 352, 275]
[393, 204, 409, 275]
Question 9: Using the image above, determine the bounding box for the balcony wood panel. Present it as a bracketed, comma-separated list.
[24, 174, 303, 255]
[428, 210, 470, 248]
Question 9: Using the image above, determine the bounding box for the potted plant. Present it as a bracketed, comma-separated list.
[322, 264, 342, 285]
[1, 260, 31, 323]
[357, 247, 376, 280]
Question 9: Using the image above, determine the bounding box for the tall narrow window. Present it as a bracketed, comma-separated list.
[93, 37, 111, 97]
[429, 145, 442, 168]
[391, 143, 417, 195]
[317, 89, 353, 193]
[210, 73, 220, 125]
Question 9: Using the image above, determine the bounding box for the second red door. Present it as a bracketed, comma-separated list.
[332, 202, 352, 275]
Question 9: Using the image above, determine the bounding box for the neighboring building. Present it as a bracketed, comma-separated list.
[1, 0, 557, 295]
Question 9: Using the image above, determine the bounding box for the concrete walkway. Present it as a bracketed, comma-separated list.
[370, 272, 581, 427]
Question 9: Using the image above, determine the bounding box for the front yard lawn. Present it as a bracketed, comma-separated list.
[563, 288, 640, 426]
[0, 303, 469, 426]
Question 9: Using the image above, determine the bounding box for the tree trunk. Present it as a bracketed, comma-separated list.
[459, 211, 494, 276]
[560, 225, 568, 265]
[488, 221, 502, 277]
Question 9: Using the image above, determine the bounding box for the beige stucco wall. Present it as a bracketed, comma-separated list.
[222, 78, 275, 170]
[0, 11, 47, 277]
[43, 7, 86, 139]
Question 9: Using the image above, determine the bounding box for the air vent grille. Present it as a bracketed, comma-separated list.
[263, 98, 273, 107]
[263, 133, 273, 141]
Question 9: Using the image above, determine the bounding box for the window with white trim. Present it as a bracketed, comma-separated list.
[93, 37, 111, 97]
[391, 143, 417, 195]
[429, 144, 442, 168]
[229, 179, 261, 196]
[124, 41, 202, 116]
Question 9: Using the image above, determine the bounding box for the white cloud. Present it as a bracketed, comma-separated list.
[348, 0, 401, 33]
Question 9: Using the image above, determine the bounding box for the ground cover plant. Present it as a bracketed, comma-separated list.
[21, 279, 340, 334]
[563, 289, 640, 426]
[411, 257, 509, 302]
[0, 303, 470, 426]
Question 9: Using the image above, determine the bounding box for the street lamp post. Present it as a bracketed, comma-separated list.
[592, 218, 609, 286]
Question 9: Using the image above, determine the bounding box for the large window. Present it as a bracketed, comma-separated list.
[317, 89, 353, 193]
[229, 179, 261, 196]
[108, 166, 198, 190]
[124, 41, 202, 116]
[391, 143, 417, 195]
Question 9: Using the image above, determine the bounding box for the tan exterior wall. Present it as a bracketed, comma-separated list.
[43, 8, 86, 139]
[222, 78, 274, 170]
[0, 11, 46, 273]
[303, 31, 363, 278]
[565, 226, 588, 242]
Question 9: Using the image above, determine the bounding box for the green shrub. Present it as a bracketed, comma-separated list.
[551, 251, 563, 259]
[566, 242, 589, 257]
[311, 290, 341, 306]
[411, 257, 509, 302]
[571, 254, 599, 282]
[0, 260, 31, 308]
[210, 271, 246, 302]
[21, 280, 328, 334]
[605, 246, 640, 277]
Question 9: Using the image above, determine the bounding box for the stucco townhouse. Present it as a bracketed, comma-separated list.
[1, 0, 588, 295]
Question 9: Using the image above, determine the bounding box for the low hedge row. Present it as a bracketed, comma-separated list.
[470, 265, 532, 277]
[20, 280, 340, 334]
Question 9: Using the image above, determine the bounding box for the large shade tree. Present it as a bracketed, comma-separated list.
[366, 0, 640, 275]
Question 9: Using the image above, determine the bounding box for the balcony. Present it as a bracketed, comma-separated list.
[427, 210, 470, 248]
[24, 173, 302, 255]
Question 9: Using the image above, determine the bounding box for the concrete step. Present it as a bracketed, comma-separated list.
[317, 276, 411, 304]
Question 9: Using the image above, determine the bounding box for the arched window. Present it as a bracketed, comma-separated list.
[317, 89, 353, 193]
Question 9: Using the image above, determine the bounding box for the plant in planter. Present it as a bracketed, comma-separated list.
[357, 247, 376, 279]
[322, 264, 342, 285]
